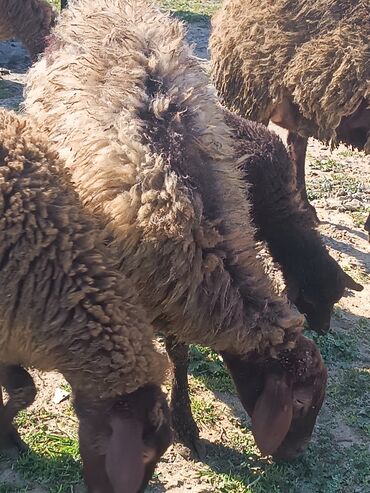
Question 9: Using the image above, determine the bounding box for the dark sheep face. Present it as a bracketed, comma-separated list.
[336, 98, 370, 152]
[221, 335, 327, 460]
[286, 257, 363, 334]
[74, 385, 172, 493]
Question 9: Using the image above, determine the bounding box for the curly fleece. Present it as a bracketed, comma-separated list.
[0, 0, 56, 59]
[0, 109, 166, 399]
[210, 0, 369, 145]
[24, 0, 304, 357]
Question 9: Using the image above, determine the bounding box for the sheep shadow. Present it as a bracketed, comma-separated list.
[321, 233, 370, 275]
[0, 40, 31, 74]
[322, 220, 369, 242]
[0, 79, 24, 111]
[0, 446, 83, 492]
[171, 11, 211, 60]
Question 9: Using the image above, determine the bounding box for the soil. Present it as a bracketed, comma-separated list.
[0, 19, 369, 493]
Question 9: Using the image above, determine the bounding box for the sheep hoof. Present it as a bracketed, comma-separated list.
[0, 426, 28, 456]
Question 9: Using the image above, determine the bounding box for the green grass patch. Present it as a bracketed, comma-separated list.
[310, 158, 343, 172]
[329, 368, 370, 437]
[198, 426, 370, 493]
[191, 396, 221, 426]
[189, 345, 235, 393]
[159, 0, 221, 19]
[306, 328, 358, 365]
[351, 210, 370, 228]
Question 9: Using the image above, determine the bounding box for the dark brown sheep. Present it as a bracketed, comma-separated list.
[0, 0, 57, 60]
[24, 0, 327, 462]
[222, 333, 327, 460]
[0, 109, 172, 493]
[210, 0, 370, 225]
[224, 110, 363, 334]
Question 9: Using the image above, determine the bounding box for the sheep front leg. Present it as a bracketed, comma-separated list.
[287, 131, 320, 224]
[165, 336, 204, 459]
[0, 365, 36, 453]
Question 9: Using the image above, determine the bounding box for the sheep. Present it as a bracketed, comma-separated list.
[0, 108, 172, 493]
[0, 0, 57, 61]
[210, 0, 370, 225]
[23, 0, 327, 461]
[223, 110, 364, 334]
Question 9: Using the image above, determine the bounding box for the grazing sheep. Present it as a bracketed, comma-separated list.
[24, 0, 327, 461]
[0, 0, 57, 61]
[224, 110, 363, 334]
[0, 109, 172, 493]
[210, 0, 370, 224]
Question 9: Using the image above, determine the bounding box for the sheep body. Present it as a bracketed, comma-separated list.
[0, 108, 165, 399]
[210, 0, 370, 147]
[24, 0, 304, 358]
[0, 0, 57, 60]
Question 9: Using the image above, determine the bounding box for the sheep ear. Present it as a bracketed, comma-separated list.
[342, 271, 363, 292]
[106, 416, 145, 493]
[251, 373, 293, 456]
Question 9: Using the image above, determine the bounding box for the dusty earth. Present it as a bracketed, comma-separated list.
[0, 17, 369, 493]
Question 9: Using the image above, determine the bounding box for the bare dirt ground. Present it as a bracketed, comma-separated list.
[0, 17, 369, 493]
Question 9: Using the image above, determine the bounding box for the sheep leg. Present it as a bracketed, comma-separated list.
[287, 131, 320, 224]
[0, 365, 36, 452]
[165, 336, 204, 459]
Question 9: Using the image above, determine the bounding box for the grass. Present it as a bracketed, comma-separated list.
[159, 0, 221, 18]
[310, 158, 343, 172]
[189, 345, 235, 393]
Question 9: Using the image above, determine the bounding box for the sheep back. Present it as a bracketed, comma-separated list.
[210, 0, 370, 145]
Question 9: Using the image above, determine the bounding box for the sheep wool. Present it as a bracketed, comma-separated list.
[0, 0, 57, 59]
[0, 109, 166, 399]
[24, 0, 304, 358]
[210, 0, 370, 145]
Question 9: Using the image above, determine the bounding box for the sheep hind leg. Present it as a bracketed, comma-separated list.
[0, 365, 36, 453]
[165, 336, 205, 460]
[287, 131, 320, 225]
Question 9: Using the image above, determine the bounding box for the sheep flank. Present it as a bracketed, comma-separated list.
[0, 109, 165, 400]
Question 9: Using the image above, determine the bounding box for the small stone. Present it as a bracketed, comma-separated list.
[53, 387, 69, 404]
[342, 199, 362, 211]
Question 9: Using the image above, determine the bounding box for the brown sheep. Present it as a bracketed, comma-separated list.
[210, 0, 370, 225]
[0, 109, 172, 493]
[223, 110, 363, 333]
[24, 0, 327, 462]
[0, 0, 57, 61]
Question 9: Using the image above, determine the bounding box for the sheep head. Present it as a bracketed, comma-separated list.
[335, 97, 370, 154]
[285, 254, 363, 334]
[73, 384, 172, 493]
[221, 335, 327, 460]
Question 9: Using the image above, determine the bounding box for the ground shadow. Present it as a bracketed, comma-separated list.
[321, 233, 370, 275]
[172, 11, 210, 24]
[322, 220, 369, 242]
[0, 79, 25, 111]
[0, 41, 31, 74]
[0, 445, 82, 493]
